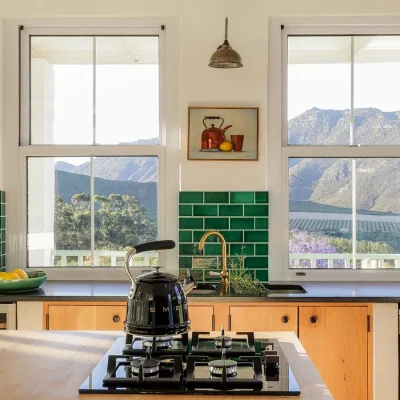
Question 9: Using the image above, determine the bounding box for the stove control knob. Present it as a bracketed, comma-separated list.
[264, 355, 279, 366]
[113, 315, 121, 323]
[265, 355, 280, 376]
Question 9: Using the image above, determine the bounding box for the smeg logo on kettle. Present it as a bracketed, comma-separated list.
[149, 305, 182, 312]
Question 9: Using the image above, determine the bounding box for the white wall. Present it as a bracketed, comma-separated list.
[2, 0, 400, 191]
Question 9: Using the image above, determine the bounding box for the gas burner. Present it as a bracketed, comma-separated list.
[123, 332, 188, 358]
[191, 329, 255, 357]
[142, 336, 174, 350]
[131, 359, 160, 376]
[131, 348, 160, 377]
[215, 327, 232, 348]
[209, 358, 237, 377]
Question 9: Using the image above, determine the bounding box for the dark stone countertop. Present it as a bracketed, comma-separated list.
[2, 280, 400, 302]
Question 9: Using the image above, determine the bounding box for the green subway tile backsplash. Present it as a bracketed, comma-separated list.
[204, 218, 229, 230]
[203, 243, 222, 256]
[255, 270, 268, 281]
[255, 192, 269, 203]
[218, 230, 243, 242]
[179, 243, 198, 256]
[178, 191, 268, 282]
[179, 218, 203, 230]
[230, 218, 254, 230]
[255, 244, 269, 255]
[179, 257, 193, 268]
[179, 192, 203, 204]
[255, 218, 268, 229]
[193, 230, 219, 242]
[193, 205, 218, 216]
[230, 192, 254, 203]
[230, 243, 254, 256]
[179, 231, 192, 242]
[244, 231, 268, 242]
[219, 205, 243, 216]
[244, 205, 269, 217]
[244, 256, 268, 269]
[204, 192, 229, 203]
[179, 205, 193, 216]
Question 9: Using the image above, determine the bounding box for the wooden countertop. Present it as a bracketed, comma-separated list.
[0, 331, 332, 400]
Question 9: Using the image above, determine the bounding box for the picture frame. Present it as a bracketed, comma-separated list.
[187, 106, 259, 161]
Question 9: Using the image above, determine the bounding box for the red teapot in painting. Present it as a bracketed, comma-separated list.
[200, 116, 232, 150]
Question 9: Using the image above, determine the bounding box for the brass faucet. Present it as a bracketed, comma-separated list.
[198, 231, 229, 286]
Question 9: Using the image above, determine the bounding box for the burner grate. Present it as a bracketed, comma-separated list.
[186, 355, 264, 391]
[103, 354, 183, 388]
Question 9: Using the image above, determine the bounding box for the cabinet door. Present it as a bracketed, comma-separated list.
[189, 305, 214, 331]
[299, 306, 368, 400]
[48, 305, 127, 330]
[229, 306, 298, 334]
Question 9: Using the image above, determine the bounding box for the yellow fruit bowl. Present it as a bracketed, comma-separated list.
[0, 271, 47, 292]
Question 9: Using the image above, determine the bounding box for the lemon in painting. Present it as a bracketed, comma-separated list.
[0, 272, 20, 281]
[12, 269, 29, 279]
[218, 141, 235, 152]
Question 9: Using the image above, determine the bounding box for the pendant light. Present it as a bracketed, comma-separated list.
[208, 17, 243, 68]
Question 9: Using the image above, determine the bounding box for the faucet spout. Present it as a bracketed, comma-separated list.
[198, 231, 229, 286]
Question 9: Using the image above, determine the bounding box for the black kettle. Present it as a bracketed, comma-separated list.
[124, 240, 196, 336]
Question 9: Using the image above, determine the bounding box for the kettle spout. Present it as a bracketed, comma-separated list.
[220, 124, 232, 137]
[182, 269, 196, 295]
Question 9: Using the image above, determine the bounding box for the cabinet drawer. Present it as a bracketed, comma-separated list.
[189, 305, 214, 331]
[47, 305, 127, 330]
[229, 306, 298, 334]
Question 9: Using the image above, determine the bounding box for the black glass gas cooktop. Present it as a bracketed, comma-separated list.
[79, 333, 301, 396]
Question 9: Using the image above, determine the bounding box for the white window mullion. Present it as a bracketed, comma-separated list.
[90, 37, 96, 267]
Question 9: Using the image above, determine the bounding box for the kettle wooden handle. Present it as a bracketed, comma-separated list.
[134, 240, 175, 254]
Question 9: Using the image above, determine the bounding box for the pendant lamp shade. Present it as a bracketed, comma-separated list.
[208, 18, 243, 68]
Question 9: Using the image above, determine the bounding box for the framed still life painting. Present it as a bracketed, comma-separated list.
[187, 107, 259, 161]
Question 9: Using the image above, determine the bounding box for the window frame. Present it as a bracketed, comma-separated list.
[3, 18, 180, 280]
[268, 16, 400, 281]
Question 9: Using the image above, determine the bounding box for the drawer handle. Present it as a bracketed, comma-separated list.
[281, 316, 289, 324]
[113, 315, 120, 323]
[309, 316, 317, 324]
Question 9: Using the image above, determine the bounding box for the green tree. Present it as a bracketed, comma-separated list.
[55, 193, 157, 251]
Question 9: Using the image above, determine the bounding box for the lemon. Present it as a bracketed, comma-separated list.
[12, 269, 29, 279]
[0, 272, 20, 281]
[218, 141, 235, 152]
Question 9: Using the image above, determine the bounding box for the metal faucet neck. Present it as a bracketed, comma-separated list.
[198, 231, 229, 286]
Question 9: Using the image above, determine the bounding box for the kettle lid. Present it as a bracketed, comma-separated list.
[136, 267, 178, 284]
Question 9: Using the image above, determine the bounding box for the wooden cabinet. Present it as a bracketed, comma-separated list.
[229, 306, 298, 334]
[46, 304, 127, 330]
[44, 303, 214, 332]
[299, 306, 368, 400]
[188, 305, 214, 331]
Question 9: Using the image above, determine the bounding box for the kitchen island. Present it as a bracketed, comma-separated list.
[0, 330, 332, 400]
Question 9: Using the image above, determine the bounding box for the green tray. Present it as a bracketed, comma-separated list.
[0, 271, 47, 292]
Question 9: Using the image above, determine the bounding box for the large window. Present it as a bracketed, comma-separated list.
[268, 20, 400, 279]
[3, 21, 178, 275]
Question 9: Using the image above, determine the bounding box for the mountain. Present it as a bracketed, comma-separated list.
[55, 170, 157, 219]
[55, 138, 158, 182]
[289, 108, 400, 214]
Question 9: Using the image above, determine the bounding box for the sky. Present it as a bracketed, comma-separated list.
[288, 62, 400, 119]
[33, 54, 400, 165]
[35, 64, 159, 166]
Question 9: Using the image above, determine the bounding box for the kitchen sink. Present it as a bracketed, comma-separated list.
[263, 284, 307, 294]
[189, 283, 307, 295]
[190, 283, 217, 295]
